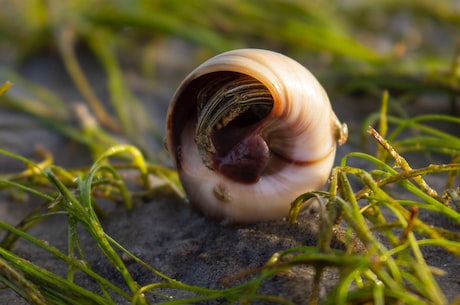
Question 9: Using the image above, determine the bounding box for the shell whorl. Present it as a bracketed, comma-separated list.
[165, 49, 346, 222]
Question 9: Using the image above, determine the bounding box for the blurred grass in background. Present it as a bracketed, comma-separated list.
[1, 0, 458, 78]
[1, 0, 459, 160]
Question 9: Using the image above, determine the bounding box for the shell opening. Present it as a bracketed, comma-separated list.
[194, 72, 273, 183]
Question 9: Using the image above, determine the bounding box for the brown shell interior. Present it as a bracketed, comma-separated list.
[167, 71, 274, 175]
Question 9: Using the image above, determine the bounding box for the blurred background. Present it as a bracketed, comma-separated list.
[0, 0, 459, 168]
[0, 2, 459, 304]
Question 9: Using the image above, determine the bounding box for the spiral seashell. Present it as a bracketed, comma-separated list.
[165, 49, 347, 223]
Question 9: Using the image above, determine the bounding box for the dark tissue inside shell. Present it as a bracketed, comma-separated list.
[211, 107, 271, 183]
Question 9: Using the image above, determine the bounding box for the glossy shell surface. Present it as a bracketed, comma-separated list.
[166, 49, 344, 222]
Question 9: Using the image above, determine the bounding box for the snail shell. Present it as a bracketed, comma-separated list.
[165, 49, 347, 223]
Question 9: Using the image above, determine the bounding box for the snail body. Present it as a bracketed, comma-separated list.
[165, 49, 347, 223]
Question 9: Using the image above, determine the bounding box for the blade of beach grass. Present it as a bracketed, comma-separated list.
[1, 71, 70, 119]
[84, 1, 241, 53]
[1, 92, 122, 158]
[387, 114, 460, 137]
[85, 28, 162, 160]
[0, 147, 187, 304]
[42, 145, 165, 304]
[0, 221, 128, 304]
[288, 166, 455, 304]
[288, 116, 459, 303]
[0, 81, 12, 95]
[54, 24, 121, 133]
[0, 152, 131, 303]
[44, 0, 121, 133]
